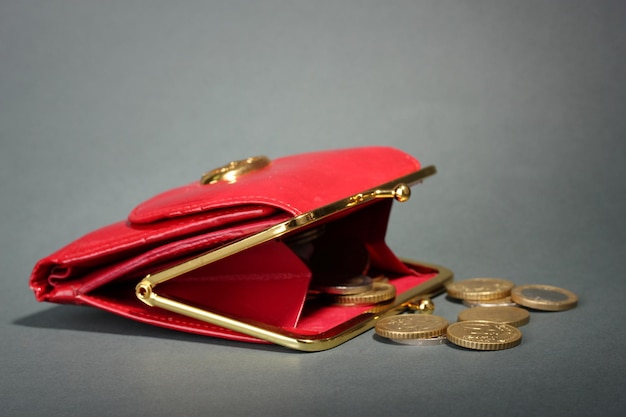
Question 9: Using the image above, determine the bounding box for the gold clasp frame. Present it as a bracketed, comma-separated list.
[136, 165, 452, 351]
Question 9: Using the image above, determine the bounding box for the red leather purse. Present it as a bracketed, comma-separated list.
[30, 147, 452, 351]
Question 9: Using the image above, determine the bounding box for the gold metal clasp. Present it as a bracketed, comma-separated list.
[137, 165, 452, 351]
[348, 183, 411, 207]
[200, 156, 271, 185]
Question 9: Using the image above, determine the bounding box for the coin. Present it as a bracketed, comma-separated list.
[463, 296, 517, 308]
[457, 306, 530, 327]
[329, 282, 395, 305]
[388, 335, 449, 346]
[375, 314, 449, 340]
[446, 321, 522, 351]
[511, 284, 578, 311]
[284, 226, 327, 261]
[314, 274, 374, 295]
[445, 278, 515, 301]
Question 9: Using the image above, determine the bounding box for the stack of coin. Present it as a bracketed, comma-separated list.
[305, 238, 398, 306]
[312, 274, 397, 306]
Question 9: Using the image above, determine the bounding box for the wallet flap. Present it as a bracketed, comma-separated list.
[129, 146, 421, 224]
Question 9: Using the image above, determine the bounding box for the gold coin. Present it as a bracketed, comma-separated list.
[375, 314, 449, 340]
[511, 284, 578, 311]
[463, 296, 517, 308]
[446, 321, 522, 351]
[329, 282, 395, 305]
[445, 278, 515, 301]
[457, 306, 530, 327]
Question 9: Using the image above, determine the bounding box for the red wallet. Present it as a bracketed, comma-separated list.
[30, 147, 452, 351]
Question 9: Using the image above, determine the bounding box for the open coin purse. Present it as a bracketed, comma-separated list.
[30, 147, 452, 351]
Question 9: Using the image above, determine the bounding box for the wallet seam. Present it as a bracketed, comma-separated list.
[89, 295, 239, 334]
[135, 195, 301, 222]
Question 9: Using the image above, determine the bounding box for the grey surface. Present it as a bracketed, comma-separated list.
[1, 1, 625, 416]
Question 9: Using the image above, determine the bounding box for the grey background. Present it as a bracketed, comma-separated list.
[1, 1, 625, 416]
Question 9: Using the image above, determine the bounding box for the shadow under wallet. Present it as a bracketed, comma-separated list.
[13, 305, 292, 353]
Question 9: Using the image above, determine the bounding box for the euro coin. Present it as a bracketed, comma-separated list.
[457, 306, 530, 327]
[511, 284, 578, 311]
[375, 314, 449, 340]
[329, 282, 395, 305]
[445, 277, 515, 301]
[463, 296, 517, 308]
[313, 274, 373, 295]
[446, 321, 522, 351]
[388, 335, 448, 346]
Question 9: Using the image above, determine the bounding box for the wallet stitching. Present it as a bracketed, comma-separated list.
[173, 273, 307, 282]
[131, 204, 275, 225]
[59, 207, 277, 261]
[136, 195, 301, 220]
[134, 310, 231, 333]
[92, 296, 234, 333]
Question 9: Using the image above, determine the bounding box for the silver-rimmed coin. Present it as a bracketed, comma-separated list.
[314, 274, 373, 295]
[388, 335, 448, 346]
[511, 284, 578, 311]
[463, 296, 518, 308]
[328, 282, 395, 305]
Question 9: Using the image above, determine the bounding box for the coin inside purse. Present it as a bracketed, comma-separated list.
[280, 199, 445, 334]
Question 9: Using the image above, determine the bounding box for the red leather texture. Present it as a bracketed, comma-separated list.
[29, 146, 438, 344]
